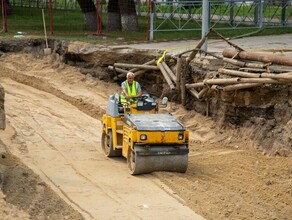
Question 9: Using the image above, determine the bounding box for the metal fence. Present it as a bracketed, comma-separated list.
[7, 0, 80, 10]
[1, 0, 291, 40]
[150, 1, 292, 37]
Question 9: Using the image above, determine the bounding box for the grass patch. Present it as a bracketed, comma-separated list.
[1, 6, 291, 45]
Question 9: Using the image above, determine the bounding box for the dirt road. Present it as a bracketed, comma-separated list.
[0, 77, 203, 219]
[0, 46, 291, 220]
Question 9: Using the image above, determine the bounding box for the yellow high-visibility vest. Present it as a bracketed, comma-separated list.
[120, 81, 138, 104]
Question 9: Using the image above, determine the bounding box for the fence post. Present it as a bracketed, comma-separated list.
[254, 0, 259, 26]
[96, 0, 102, 35]
[259, 0, 263, 28]
[49, 0, 53, 35]
[1, 0, 8, 32]
[230, 0, 234, 27]
[149, 0, 154, 41]
[281, 0, 287, 26]
[169, 0, 173, 19]
[201, 0, 209, 51]
[137, 0, 141, 16]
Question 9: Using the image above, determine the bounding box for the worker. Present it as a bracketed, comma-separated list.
[120, 72, 142, 104]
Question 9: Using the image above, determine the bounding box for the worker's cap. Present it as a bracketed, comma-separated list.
[127, 72, 135, 78]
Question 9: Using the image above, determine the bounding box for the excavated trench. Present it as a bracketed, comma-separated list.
[1, 83, 83, 218]
[58, 39, 292, 157]
[0, 38, 292, 219]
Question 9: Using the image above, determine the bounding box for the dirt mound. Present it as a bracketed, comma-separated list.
[0, 146, 83, 219]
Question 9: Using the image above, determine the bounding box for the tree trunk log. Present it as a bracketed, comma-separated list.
[238, 68, 266, 73]
[260, 73, 292, 79]
[219, 68, 260, 78]
[109, 66, 128, 75]
[161, 62, 176, 82]
[211, 29, 244, 51]
[181, 75, 186, 105]
[223, 57, 269, 69]
[134, 69, 148, 77]
[219, 68, 292, 80]
[222, 83, 262, 91]
[198, 87, 209, 99]
[114, 63, 159, 70]
[187, 88, 200, 100]
[176, 57, 182, 91]
[203, 78, 241, 85]
[185, 82, 205, 89]
[186, 31, 210, 64]
[223, 49, 292, 66]
[130, 59, 156, 72]
[113, 59, 156, 80]
[158, 64, 176, 90]
[239, 78, 292, 84]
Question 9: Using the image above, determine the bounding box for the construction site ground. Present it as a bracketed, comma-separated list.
[0, 34, 292, 220]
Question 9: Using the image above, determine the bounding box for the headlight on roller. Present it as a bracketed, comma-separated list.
[140, 134, 147, 140]
[178, 134, 184, 140]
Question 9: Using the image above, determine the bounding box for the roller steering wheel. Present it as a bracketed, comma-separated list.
[130, 95, 148, 102]
[137, 95, 149, 102]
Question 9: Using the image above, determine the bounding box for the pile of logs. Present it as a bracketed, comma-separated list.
[108, 29, 292, 105]
[186, 49, 292, 94]
[108, 57, 181, 90]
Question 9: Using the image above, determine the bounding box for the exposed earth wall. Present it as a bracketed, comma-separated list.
[0, 84, 5, 130]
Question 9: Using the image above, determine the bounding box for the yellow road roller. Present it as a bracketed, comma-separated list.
[101, 94, 189, 175]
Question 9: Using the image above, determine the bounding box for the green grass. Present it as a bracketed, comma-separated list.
[1, 6, 292, 45]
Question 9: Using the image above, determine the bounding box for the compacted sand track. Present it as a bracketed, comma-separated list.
[0, 76, 203, 219]
[0, 48, 291, 220]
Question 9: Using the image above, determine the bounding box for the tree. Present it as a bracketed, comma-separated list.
[76, 0, 98, 30]
[118, 0, 138, 31]
[75, 0, 138, 32]
[61, 0, 139, 32]
[107, 0, 121, 31]
[1, 0, 12, 15]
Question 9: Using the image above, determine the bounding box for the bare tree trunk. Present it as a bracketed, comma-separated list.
[1, 0, 12, 15]
[84, 11, 98, 30]
[118, 0, 138, 31]
[76, 0, 97, 30]
[108, 0, 121, 31]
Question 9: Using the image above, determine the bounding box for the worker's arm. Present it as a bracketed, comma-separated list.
[137, 90, 143, 97]
[122, 87, 127, 96]
[121, 81, 131, 100]
[122, 87, 131, 100]
[136, 82, 142, 97]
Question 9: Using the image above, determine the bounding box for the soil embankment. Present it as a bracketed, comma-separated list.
[0, 78, 83, 220]
[0, 85, 5, 129]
